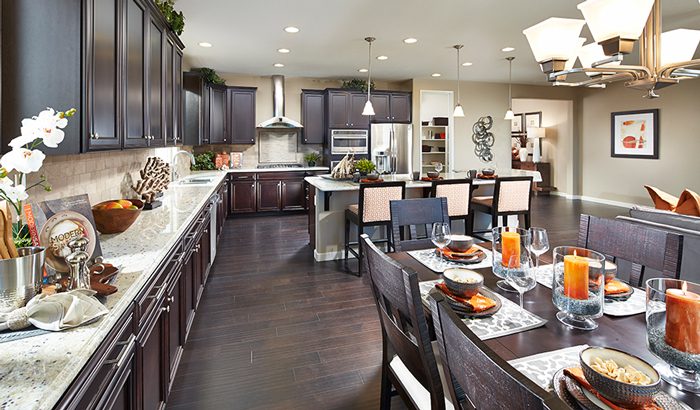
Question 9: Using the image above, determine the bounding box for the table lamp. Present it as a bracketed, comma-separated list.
[527, 127, 546, 163]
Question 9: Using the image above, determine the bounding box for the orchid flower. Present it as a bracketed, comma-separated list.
[0, 148, 46, 174]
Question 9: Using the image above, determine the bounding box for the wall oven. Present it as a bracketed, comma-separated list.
[330, 129, 369, 155]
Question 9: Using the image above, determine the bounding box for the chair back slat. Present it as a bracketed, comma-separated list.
[429, 291, 559, 409]
[390, 198, 450, 252]
[359, 181, 406, 223]
[432, 179, 473, 217]
[495, 176, 533, 213]
[577, 214, 684, 287]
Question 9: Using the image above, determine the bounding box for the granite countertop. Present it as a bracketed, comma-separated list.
[0, 171, 227, 410]
[305, 169, 542, 192]
[228, 166, 329, 173]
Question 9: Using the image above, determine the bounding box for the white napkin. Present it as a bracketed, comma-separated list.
[0, 289, 109, 332]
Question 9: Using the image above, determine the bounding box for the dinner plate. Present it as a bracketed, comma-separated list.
[439, 286, 502, 318]
[435, 248, 487, 265]
[604, 287, 634, 302]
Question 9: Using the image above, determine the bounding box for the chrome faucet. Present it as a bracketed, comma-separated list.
[172, 150, 196, 182]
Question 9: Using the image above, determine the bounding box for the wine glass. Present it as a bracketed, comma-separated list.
[506, 255, 537, 309]
[431, 222, 451, 259]
[528, 227, 549, 270]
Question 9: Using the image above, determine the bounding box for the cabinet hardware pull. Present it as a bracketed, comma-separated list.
[161, 305, 170, 313]
[91, 133, 100, 140]
[104, 334, 136, 368]
[168, 296, 175, 303]
[146, 284, 167, 301]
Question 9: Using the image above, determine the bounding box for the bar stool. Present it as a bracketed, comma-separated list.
[345, 181, 406, 276]
[431, 179, 474, 236]
[471, 176, 533, 238]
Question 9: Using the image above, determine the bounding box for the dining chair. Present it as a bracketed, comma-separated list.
[428, 290, 569, 410]
[361, 234, 456, 410]
[345, 181, 406, 276]
[578, 214, 684, 287]
[430, 179, 474, 235]
[390, 198, 450, 252]
[471, 176, 533, 239]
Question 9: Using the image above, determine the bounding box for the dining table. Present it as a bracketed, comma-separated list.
[389, 244, 700, 409]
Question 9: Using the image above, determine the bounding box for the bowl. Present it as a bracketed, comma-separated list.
[481, 168, 496, 177]
[92, 199, 144, 234]
[579, 347, 660, 407]
[443, 268, 483, 298]
[427, 171, 439, 178]
[365, 173, 380, 181]
[447, 235, 474, 252]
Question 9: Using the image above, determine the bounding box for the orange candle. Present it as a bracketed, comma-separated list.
[665, 282, 700, 354]
[501, 231, 521, 268]
[564, 254, 589, 300]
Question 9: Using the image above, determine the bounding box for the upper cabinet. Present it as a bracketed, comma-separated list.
[206, 85, 228, 144]
[0, 0, 185, 154]
[369, 93, 391, 123]
[301, 90, 325, 144]
[228, 87, 257, 144]
[369, 92, 412, 123]
[326, 90, 370, 129]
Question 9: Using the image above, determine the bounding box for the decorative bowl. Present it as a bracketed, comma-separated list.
[579, 346, 660, 407]
[481, 168, 496, 177]
[447, 235, 474, 252]
[443, 268, 483, 298]
[92, 199, 144, 234]
[365, 173, 380, 181]
[427, 171, 439, 178]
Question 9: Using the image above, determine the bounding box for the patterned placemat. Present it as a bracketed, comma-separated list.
[532, 264, 646, 317]
[508, 345, 589, 392]
[419, 280, 547, 341]
[0, 327, 50, 344]
[408, 245, 492, 273]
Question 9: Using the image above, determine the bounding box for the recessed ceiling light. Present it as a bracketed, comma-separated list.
[358, 68, 368, 73]
[502, 47, 515, 52]
[273, 63, 285, 68]
[198, 42, 212, 48]
[403, 38, 418, 44]
[277, 48, 291, 54]
[431, 73, 441, 77]
[284, 26, 300, 33]
[377, 55, 388, 60]
[462, 62, 473, 66]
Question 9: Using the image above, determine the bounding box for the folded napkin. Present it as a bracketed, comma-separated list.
[605, 280, 631, 295]
[564, 367, 661, 410]
[0, 289, 108, 332]
[435, 283, 496, 312]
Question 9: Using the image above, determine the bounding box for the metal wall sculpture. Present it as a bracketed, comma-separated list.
[472, 116, 494, 162]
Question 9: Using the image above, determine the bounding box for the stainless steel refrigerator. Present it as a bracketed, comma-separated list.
[370, 123, 413, 175]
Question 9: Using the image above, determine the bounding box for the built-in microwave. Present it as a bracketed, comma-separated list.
[330, 129, 369, 155]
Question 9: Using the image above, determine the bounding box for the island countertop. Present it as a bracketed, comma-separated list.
[0, 170, 228, 410]
[228, 166, 329, 173]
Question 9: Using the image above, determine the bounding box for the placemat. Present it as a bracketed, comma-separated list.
[0, 327, 50, 344]
[408, 245, 492, 273]
[508, 344, 589, 392]
[419, 280, 547, 341]
[532, 264, 646, 317]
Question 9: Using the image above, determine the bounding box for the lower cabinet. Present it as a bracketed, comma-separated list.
[228, 171, 320, 215]
[137, 296, 167, 410]
[281, 180, 306, 211]
[257, 180, 282, 211]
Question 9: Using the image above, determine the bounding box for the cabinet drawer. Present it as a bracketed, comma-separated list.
[230, 172, 256, 181]
[257, 171, 306, 181]
[134, 243, 181, 327]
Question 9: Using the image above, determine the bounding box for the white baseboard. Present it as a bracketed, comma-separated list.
[551, 191, 638, 209]
[314, 249, 354, 262]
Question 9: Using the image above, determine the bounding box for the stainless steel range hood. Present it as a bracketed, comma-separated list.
[257, 75, 303, 129]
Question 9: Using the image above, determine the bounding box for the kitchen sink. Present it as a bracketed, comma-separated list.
[175, 177, 216, 185]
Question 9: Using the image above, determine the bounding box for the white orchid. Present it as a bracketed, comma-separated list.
[15, 108, 69, 149]
[0, 148, 46, 174]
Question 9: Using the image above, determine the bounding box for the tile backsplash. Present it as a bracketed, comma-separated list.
[194, 137, 323, 169]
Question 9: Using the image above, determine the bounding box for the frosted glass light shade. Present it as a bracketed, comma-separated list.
[362, 100, 375, 116]
[565, 38, 587, 70]
[579, 42, 622, 76]
[504, 109, 514, 120]
[453, 104, 465, 117]
[577, 0, 655, 43]
[523, 17, 586, 63]
[660, 29, 700, 66]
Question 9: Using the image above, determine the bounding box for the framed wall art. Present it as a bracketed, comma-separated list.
[611, 109, 659, 159]
[511, 113, 523, 134]
[524, 111, 542, 130]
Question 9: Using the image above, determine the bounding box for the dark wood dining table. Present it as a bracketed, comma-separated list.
[389, 247, 700, 408]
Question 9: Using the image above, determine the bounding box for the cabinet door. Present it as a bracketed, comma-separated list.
[166, 265, 184, 392]
[390, 93, 411, 123]
[182, 245, 195, 340]
[301, 91, 325, 144]
[256, 181, 281, 212]
[87, 0, 121, 151]
[199, 220, 212, 285]
[281, 180, 305, 211]
[349, 93, 370, 128]
[173, 49, 183, 145]
[164, 38, 174, 145]
[138, 299, 167, 410]
[370, 93, 391, 123]
[231, 181, 256, 213]
[147, 17, 164, 146]
[123, 0, 148, 148]
[207, 86, 227, 144]
[229, 88, 256, 144]
[327, 91, 349, 128]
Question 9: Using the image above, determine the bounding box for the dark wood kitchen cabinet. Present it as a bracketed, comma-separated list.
[229, 173, 257, 214]
[229, 171, 321, 215]
[389, 92, 412, 123]
[281, 180, 306, 211]
[206, 85, 228, 144]
[369, 92, 412, 123]
[326, 90, 369, 129]
[166, 263, 185, 392]
[349, 93, 370, 128]
[146, 16, 164, 146]
[123, 0, 148, 149]
[257, 180, 283, 212]
[164, 35, 183, 146]
[370, 93, 391, 123]
[228, 87, 257, 144]
[301, 90, 325, 144]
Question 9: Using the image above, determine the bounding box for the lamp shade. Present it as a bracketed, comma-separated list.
[453, 104, 465, 118]
[564, 38, 587, 70]
[362, 100, 375, 116]
[523, 17, 586, 63]
[661, 29, 700, 66]
[577, 0, 655, 43]
[504, 109, 514, 120]
[527, 127, 546, 139]
[579, 42, 622, 75]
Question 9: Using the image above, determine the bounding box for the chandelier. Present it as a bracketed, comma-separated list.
[523, 0, 700, 98]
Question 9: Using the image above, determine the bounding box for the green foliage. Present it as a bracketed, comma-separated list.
[354, 158, 376, 174]
[155, 0, 185, 36]
[303, 152, 321, 164]
[197, 67, 226, 85]
[191, 152, 217, 171]
[341, 79, 375, 92]
[13, 223, 32, 249]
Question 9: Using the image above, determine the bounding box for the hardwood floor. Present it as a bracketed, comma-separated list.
[167, 196, 626, 410]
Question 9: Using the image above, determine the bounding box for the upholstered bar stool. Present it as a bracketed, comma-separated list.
[431, 179, 474, 235]
[471, 176, 533, 239]
[345, 181, 406, 276]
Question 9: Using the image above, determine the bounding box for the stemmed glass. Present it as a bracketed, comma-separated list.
[506, 254, 537, 309]
[431, 222, 451, 261]
[528, 227, 549, 269]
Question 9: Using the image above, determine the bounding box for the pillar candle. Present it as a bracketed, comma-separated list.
[501, 231, 521, 268]
[665, 284, 700, 354]
[564, 254, 589, 300]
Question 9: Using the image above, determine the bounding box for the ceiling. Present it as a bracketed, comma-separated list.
[177, 0, 700, 85]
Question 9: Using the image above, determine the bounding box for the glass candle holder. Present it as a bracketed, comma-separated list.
[492, 227, 531, 293]
[551, 246, 605, 330]
[646, 278, 700, 394]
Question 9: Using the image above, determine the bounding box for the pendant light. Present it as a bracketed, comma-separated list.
[453, 45, 465, 117]
[504, 57, 515, 120]
[362, 37, 376, 116]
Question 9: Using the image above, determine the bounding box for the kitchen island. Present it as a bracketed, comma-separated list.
[305, 170, 542, 261]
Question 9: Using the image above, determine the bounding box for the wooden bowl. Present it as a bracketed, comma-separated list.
[443, 268, 483, 298]
[92, 199, 144, 234]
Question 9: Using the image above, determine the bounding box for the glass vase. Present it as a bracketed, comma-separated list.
[492, 226, 531, 293]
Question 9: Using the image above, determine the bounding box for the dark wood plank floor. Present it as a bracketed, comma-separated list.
[167, 196, 625, 410]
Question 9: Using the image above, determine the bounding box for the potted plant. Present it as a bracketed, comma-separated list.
[354, 158, 376, 176]
[303, 152, 321, 167]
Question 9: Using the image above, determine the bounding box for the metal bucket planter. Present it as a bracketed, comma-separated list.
[0, 247, 46, 313]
